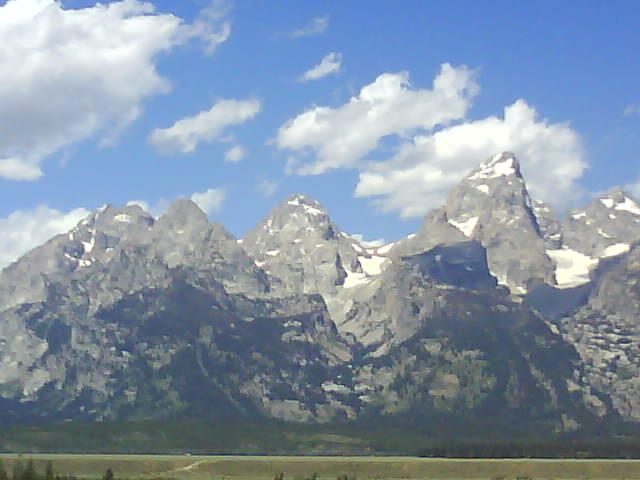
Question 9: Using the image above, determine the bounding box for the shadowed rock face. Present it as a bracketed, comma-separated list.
[3, 152, 640, 429]
[393, 152, 554, 294]
[403, 241, 497, 290]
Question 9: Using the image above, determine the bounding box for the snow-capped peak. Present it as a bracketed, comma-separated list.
[598, 189, 640, 216]
[467, 152, 520, 181]
[284, 194, 327, 217]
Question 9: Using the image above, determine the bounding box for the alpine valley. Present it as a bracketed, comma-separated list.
[3, 152, 640, 437]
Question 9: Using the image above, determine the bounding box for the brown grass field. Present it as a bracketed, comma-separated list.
[2, 454, 640, 480]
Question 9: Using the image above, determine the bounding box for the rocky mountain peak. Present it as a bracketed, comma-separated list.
[400, 152, 553, 293]
[59, 204, 154, 260]
[5, 149, 640, 429]
[65, 203, 157, 263]
[270, 194, 331, 224]
[0, 202, 161, 313]
[466, 151, 521, 182]
[246, 194, 331, 239]
[562, 189, 640, 260]
[242, 194, 362, 297]
[597, 187, 640, 215]
[286, 193, 324, 208]
[156, 198, 208, 231]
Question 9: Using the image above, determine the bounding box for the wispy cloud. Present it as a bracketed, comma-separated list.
[624, 104, 640, 116]
[298, 53, 342, 82]
[224, 145, 246, 162]
[257, 179, 279, 198]
[182, 0, 232, 55]
[149, 98, 261, 154]
[290, 15, 329, 37]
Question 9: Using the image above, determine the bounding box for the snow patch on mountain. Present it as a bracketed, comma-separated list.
[343, 269, 370, 288]
[602, 243, 630, 258]
[287, 195, 326, 216]
[376, 242, 395, 255]
[615, 197, 640, 216]
[547, 247, 598, 288]
[114, 214, 132, 223]
[598, 192, 640, 216]
[449, 216, 478, 237]
[359, 255, 386, 276]
[468, 152, 517, 180]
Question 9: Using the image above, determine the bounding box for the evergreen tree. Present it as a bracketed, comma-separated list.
[102, 468, 114, 480]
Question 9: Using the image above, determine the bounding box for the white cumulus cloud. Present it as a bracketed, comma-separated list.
[355, 99, 586, 217]
[290, 15, 329, 37]
[224, 145, 246, 162]
[0, 158, 43, 181]
[276, 63, 586, 217]
[0, 0, 230, 181]
[299, 52, 342, 82]
[277, 63, 478, 175]
[0, 205, 90, 269]
[149, 99, 261, 154]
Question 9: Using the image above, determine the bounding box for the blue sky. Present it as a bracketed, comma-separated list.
[0, 0, 639, 266]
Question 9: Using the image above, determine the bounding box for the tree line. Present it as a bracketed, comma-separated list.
[417, 439, 640, 458]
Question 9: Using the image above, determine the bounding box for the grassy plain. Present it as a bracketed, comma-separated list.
[2, 454, 640, 480]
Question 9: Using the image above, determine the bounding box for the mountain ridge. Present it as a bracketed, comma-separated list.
[1, 152, 639, 433]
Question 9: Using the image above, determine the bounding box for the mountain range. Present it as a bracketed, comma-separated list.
[2, 151, 640, 434]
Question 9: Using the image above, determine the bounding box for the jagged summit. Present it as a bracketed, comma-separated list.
[242, 193, 365, 296]
[164, 198, 207, 217]
[155, 198, 209, 232]
[275, 193, 329, 220]
[560, 187, 640, 261]
[467, 151, 521, 181]
[285, 193, 322, 205]
[402, 151, 554, 293]
[72, 203, 154, 230]
[5, 150, 640, 429]
[596, 187, 640, 215]
[245, 193, 333, 244]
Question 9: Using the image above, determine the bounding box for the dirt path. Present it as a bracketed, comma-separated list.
[145, 459, 210, 476]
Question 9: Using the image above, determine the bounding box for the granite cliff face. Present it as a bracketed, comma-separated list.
[1, 152, 640, 431]
[393, 152, 554, 294]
